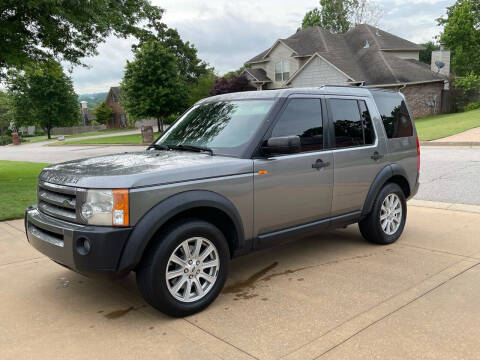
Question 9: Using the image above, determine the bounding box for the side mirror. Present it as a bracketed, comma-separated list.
[262, 136, 301, 155]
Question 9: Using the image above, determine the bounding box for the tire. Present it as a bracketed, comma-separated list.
[359, 183, 407, 245]
[136, 219, 230, 317]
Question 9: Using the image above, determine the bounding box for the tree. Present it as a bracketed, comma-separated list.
[210, 74, 255, 96]
[0, 91, 14, 135]
[8, 63, 80, 139]
[188, 70, 217, 106]
[302, 0, 353, 33]
[438, 0, 480, 76]
[350, 0, 385, 27]
[94, 101, 114, 125]
[419, 42, 441, 65]
[301, 0, 384, 33]
[134, 25, 207, 85]
[121, 40, 187, 132]
[0, 0, 163, 75]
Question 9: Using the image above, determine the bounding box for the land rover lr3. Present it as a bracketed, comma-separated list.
[25, 86, 420, 317]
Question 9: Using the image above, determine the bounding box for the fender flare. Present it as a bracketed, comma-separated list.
[117, 190, 245, 272]
[361, 164, 409, 216]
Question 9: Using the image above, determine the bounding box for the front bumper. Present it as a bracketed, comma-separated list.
[25, 206, 132, 278]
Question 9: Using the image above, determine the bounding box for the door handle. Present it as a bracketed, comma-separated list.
[312, 159, 330, 170]
[371, 151, 384, 161]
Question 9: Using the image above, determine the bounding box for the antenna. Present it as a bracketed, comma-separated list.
[435, 60, 445, 73]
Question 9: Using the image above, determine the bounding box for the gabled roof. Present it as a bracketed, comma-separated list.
[245, 25, 443, 86]
[243, 68, 271, 82]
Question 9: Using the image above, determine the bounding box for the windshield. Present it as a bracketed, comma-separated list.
[155, 99, 275, 156]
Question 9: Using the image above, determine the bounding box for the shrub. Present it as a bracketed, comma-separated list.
[0, 135, 12, 146]
[463, 102, 480, 112]
[455, 72, 480, 108]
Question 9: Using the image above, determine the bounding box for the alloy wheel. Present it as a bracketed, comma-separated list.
[165, 237, 220, 303]
[380, 193, 402, 235]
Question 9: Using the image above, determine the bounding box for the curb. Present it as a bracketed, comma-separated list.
[420, 141, 480, 147]
[409, 199, 480, 214]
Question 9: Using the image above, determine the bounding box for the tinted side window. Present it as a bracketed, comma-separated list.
[271, 98, 323, 152]
[372, 92, 413, 138]
[359, 100, 375, 145]
[329, 99, 364, 148]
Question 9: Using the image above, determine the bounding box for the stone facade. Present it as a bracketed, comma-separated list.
[395, 82, 444, 119]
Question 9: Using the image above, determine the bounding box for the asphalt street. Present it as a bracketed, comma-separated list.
[416, 146, 480, 205]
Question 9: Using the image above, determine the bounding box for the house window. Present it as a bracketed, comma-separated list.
[275, 60, 290, 82]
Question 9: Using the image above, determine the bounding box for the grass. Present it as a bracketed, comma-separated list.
[56, 132, 161, 145]
[0, 161, 49, 221]
[19, 128, 134, 144]
[416, 109, 480, 141]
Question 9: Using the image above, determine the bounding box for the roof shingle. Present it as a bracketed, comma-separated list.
[245, 24, 442, 86]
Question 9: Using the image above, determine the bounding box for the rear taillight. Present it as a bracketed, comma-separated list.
[416, 136, 420, 171]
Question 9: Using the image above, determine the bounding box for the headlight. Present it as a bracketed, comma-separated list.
[80, 189, 129, 226]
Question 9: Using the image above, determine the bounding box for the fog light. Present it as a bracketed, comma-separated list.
[76, 237, 91, 255]
[83, 238, 91, 253]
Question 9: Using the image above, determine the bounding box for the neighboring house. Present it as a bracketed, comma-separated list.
[80, 101, 96, 125]
[243, 25, 450, 118]
[106, 87, 128, 128]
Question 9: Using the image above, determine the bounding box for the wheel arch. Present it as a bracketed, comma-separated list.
[362, 164, 411, 217]
[117, 190, 245, 273]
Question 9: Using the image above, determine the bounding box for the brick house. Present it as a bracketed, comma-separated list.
[105, 87, 128, 128]
[243, 25, 450, 118]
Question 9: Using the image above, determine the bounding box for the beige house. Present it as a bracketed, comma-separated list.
[243, 25, 450, 118]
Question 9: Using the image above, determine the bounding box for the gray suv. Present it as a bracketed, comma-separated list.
[25, 86, 420, 316]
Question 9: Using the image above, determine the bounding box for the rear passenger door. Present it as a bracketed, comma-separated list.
[326, 96, 388, 216]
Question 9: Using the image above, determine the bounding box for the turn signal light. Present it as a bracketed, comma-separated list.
[112, 189, 129, 226]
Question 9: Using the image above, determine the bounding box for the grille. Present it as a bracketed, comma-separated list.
[38, 182, 77, 222]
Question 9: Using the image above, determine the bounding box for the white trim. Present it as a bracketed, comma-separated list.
[263, 39, 297, 59]
[381, 48, 422, 52]
[366, 79, 446, 88]
[286, 53, 357, 85]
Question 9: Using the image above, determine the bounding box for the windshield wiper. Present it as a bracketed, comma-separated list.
[148, 144, 170, 151]
[171, 144, 214, 155]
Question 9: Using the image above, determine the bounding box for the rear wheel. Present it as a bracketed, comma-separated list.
[359, 183, 407, 245]
[136, 219, 229, 317]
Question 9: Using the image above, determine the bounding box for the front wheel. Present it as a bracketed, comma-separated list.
[359, 183, 407, 245]
[136, 219, 230, 317]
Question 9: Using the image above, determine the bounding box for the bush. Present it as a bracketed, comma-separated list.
[463, 102, 480, 112]
[455, 72, 480, 108]
[0, 135, 12, 146]
[165, 114, 178, 125]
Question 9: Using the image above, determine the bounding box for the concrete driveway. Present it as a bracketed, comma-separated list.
[2, 202, 480, 360]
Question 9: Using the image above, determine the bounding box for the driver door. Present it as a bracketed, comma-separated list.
[253, 97, 333, 239]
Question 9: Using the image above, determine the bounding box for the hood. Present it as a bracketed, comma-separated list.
[39, 151, 253, 188]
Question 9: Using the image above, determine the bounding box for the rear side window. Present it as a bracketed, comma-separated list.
[328, 99, 375, 149]
[359, 100, 375, 145]
[271, 98, 323, 152]
[372, 92, 413, 138]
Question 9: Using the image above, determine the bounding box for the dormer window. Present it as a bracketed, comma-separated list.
[275, 60, 290, 81]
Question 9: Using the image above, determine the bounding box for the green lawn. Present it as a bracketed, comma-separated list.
[416, 109, 480, 141]
[20, 128, 134, 144]
[57, 132, 161, 145]
[0, 161, 49, 221]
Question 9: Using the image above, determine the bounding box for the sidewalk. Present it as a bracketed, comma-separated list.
[421, 127, 480, 147]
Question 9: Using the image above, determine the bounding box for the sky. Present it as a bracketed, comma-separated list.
[71, 0, 455, 95]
